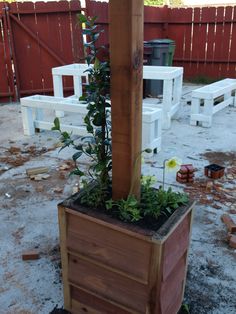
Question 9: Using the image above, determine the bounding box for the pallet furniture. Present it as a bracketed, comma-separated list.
[52, 64, 183, 129]
[190, 78, 236, 127]
[21, 95, 162, 154]
[143, 65, 183, 129]
[52, 63, 90, 117]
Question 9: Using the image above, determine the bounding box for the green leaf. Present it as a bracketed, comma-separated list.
[91, 16, 98, 23]
[52, 117, 60, 131]
[93, 113, 103, 126]
[86, 124, 94, 133]
[79, 95, 87, 101]
[77, 13, 87, 24]
[70, 169, 84, 176]
[61, 131, 70, 139]
[105, 199, 113, 210]
[72, 151, 83, 161]
[94, 58, 100, 70]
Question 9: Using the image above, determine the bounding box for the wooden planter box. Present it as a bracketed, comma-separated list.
[58, 195, 194, 314]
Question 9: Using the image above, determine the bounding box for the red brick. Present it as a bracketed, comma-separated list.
[22, 251, 40, 261]
[176, 176, 188, 184]
[228, 234, 236, 249]
[221, 214, 236, 233]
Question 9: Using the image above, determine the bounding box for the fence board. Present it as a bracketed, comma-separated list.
[197, 8, 208, 77]
[168, 7, 193, 76]
[228, 7, 236, 77]
[7, 0, 83, 98]
[219, 7, 232, 78]
[0, 3, 15, 103]
[144, 6, 167, 40]
[86, 0, 109, 49]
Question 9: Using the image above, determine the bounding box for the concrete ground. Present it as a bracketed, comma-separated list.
[0, 84, 236, 313]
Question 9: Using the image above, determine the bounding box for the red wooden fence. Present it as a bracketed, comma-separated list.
[1, 1, 236, 104]
[0, 1, 84, 103]
[86, 0, 236, 80]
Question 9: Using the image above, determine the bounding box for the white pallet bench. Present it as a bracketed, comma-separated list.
[52, 64, 183, 129]
[21, 95, 162, 154]
[190, 78, 236, 127]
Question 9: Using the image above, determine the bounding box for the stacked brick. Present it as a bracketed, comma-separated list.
[176, 164, 195, 184]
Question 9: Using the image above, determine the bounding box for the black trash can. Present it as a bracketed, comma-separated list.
[144, 39, 176, 97]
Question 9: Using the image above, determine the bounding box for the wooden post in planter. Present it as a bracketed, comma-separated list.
[58, 1, 195, 313]
[110, 0, 144, 200]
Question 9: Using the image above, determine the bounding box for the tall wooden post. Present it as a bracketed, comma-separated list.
[110, 0, 144, 200]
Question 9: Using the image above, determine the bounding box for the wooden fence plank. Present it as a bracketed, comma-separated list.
[228, 7, 236, 78]
[16, 2, 44, 95]
[144, 6, 167, 40]
[0, 3, 16, 103]
[213, 7, 225, 78]
[7, 1, 83, 98]
[220, 7, 233, 77]
[197, 8, 209, 78]
[70, 0, 84, 63]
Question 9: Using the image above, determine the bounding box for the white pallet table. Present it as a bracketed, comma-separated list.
[143, 65, 183, 129]
[52, 63, 90, 117]
[142, 107, 162, 156]
[52, 63, 183, 129]
[190, 78, 236, 127]
[21, 95, 163, 153]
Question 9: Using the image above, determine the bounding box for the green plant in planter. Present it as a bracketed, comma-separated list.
[53, 14, 111, 207]
[52, 13, 189, 228]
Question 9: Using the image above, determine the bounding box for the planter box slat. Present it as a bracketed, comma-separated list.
[64, 206, 156, 240]
[71, 285, 139, 314]
[160, 255, 186, 313]
[162, 213, 191, 281]
[68, 253, 149, 312]
[67, 213, 152, 282]
[58, 200, 195, 313]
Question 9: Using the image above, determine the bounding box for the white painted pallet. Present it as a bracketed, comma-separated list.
[52, 63, 183, 129]
[190, 78, 236, 127]
[21, 95, 162, 154]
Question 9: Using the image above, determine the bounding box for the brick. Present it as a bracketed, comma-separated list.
[228, 234, 236, 249]
[221, 214, 236, 233]
[22, 251, 40, 261]
[179, 165, 188, 174]
[177, 173, 188, 179]
[179, 164, 195, 174]
[176, 176, 188, 184]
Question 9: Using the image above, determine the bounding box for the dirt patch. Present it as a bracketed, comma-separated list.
[201, 151, 236, 166]
[0, 145, 56, 169]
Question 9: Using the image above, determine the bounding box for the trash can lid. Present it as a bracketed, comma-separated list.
[148, 39, 175, 45]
